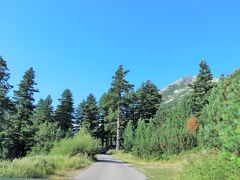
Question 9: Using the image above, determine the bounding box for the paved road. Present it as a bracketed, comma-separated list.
[74, 154, 146, 180]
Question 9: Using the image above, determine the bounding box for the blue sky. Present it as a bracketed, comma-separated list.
[0, 0, 239, 107]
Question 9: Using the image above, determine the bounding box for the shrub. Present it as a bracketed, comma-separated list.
[186, 117, 199, 134]
[30, 122, 64, 155]
[123, 120, 134, 152]
[179, 151, 240, 180]
[50, 128, 100, 157]
[198, 70, 240, 154]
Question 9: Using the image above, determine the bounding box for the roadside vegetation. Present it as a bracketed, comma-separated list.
[0, 55, 239, 179]
[119, 62, 240, 179]
[0, 129, 99, 178]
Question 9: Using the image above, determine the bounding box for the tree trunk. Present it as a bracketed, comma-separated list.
[116, 106, 120, 150]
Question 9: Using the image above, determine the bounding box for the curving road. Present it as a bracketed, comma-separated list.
[74, 154, 146, 180]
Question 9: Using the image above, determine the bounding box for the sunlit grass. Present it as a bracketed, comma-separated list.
[0, 155, 91, 178]
[111, 149, 219, 180]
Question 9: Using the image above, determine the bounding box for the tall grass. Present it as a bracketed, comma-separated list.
[0, 155, 91, 178]
[0, 129, 100, 178]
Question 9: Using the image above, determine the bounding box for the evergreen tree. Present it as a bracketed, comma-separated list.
[123, 90, 138, 128]
[99, 93, 116, 148]
[75, 99, 86, 132]
[0, 57, 13, 159]
[198, 69, 240, 154]
[31, 95, 54, 125]
[31, 122, 63, 154]
[190, 61, 214, 116]
[219, 76, 240, 154]
[78, 93, 99, 137]
[133, 118, 146, 157]
[136, 80, 162, 121]
[28, 95, 57, 148]
[110, 65, 134, 150]
[54, 89, 74, 135]
[123, 120, 134, 152]
[6, 67, 39, 158]
[76, 100, 86, 124]
[14, 67, 38, 156]
[0, 56, 13, 120]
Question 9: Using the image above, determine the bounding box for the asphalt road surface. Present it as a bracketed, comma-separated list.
[74, 154, 146, 180]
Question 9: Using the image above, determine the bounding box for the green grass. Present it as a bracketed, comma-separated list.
[112, 151, 184, 180]
[112, 150, 240, 180]
[0, 129, 100, 179]
[0, 155, 91, 179]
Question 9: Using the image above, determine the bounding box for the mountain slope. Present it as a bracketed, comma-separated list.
[160, 76, 195, 104]
[160, 76, 218, 104]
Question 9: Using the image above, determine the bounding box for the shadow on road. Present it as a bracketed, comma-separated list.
[97, 159, 124, 164]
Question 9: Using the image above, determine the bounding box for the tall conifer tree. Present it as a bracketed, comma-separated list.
[10, 67, 39, 157]
[136, 80, 162, 121]
[55, 89, 74, 134]
[110, 65, 133, 150]
[77, 93, 99, 137]
[191, 61, 214, 116]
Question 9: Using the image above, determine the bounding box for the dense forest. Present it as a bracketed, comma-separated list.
[0, 56, 239, 179]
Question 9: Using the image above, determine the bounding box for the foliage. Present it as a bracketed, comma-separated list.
[133, 118, 146, 157]
[135, 80, 162, 121]
[190, 61, 214, 116]
[50, 128, 100, 157]
[0, 56, 13, 120]
[2, 68, 39, 159]
[186, 117, 199, 134]
[0, 57, 13, 159]
[123, 120, 134, 152]
[76, 93, 100, 137]
[109, 65, 134, 150]
[54, 89, 74, 134]
[30, 122, 63, 155]
[198, 68, 240, 154]
[0, 155, 91, 178]
[179, 151, 240, 180]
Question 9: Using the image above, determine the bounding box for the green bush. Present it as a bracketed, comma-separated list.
[50, 128, 100, 157]
[0, 155, 91, 178]
[179, 151, 240, 180]
[123, 120, 134, 152]
[30, 122, 64, 155]
[198, 69, 240, 154]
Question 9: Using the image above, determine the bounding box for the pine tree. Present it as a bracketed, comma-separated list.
[31, 95, 54, 125]
[136, 80, 162, 121]
[123, 120, 134, 152]
[75, 99, 86, 132]
[123, 90, 138, 128]
[0, 56, 13, 120]
[110, 65, 134, 150]
[133, 118, 146, 157]
[0, 57, 13, 159]
[77, 93, 99, 137]
[198, 70, 240, 154]
[98, 93, 116, 148]
[219, 76, 240, 154]
[31, 122, 63, 154]
[54, 89, 74, 135]
[9, 67, 39, 157]
[191, 61, 214, 116]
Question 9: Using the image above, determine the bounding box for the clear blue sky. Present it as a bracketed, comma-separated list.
[0, 0, 239, 107]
